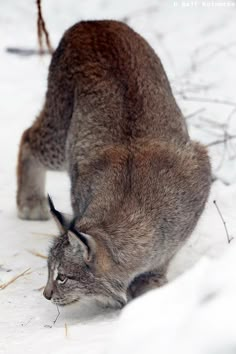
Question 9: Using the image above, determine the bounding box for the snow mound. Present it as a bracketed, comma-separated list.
[108, 242, 236, 354]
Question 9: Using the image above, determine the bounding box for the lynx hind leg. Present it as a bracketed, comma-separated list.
[17, 39, 75, 220]
[17, 127, 49, 220]
[17, 115, 66, 220]
[127, 270, 168, 301]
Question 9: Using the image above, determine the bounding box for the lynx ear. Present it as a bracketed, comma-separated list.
[68, 230, 96, 264]
[47, 195, 71, 234]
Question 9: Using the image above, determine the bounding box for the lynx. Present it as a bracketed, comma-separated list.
[17, 20, 211, 308]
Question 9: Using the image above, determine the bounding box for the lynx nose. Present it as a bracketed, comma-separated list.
[43, 284, 53, 300]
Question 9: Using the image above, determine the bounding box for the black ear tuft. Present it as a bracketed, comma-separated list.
[47, 194, 65, 226]
[69, 217, 80, 233]
[47, 194, 72, 234]
[47, 194, 55, 212]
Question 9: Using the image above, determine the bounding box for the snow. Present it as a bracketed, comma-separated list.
[109, 242, 236, 354]
[0, 1, 236, 353]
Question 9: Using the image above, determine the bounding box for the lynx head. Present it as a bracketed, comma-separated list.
[43, 196, 127, 309]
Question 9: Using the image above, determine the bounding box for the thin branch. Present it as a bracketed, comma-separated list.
[190, 42, 236, 73]
[213, 200, 234, 244]
[53, 305, 61, 324]
[211, 174, 229, 185]
[6, 47, 51, 56]
[198, 116, 226, 130]
[121, 5, 159, 23]
[178, 94, 236, 107]
[185, 108, 206, 120]
[207, 134, 236, 147]
[36, 0, 53, 54]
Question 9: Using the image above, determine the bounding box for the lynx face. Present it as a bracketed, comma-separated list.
[43, 196, 127, 308]
[45, 237, 94, 306]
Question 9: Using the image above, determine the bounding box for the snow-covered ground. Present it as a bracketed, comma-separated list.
[0, 1, 236, 353]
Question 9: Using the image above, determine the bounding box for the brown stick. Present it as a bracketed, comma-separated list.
[36, 0, 53, 54]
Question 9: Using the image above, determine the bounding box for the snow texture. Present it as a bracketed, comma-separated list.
[0, 1, 236, 353]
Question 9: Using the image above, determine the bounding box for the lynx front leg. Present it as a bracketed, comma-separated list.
[17, 128, 49, 220]
[127, 270, 167, 300]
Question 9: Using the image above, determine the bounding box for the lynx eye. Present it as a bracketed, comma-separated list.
[56, 273, 68, 284]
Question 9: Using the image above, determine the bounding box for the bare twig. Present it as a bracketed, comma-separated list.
[176, 40, 236, 81]
[207, 134, 236, 147]
[190, 42, 236, 73]
[36, 0, 53, 54]
[6, 47, 51, 56]
[172, 38, 236, 178]
[44, 324, 52, 329]
[213, 200, 234, 244]
[6, 0, 53, 57]
[121, 5, 159, 23]
[198, 108, 236, 173]
[185, 108, 206, 120]
[53, 305, 61, 324]
[211, 174, 230, 186]
[227, 138, 236, 160]
[0, 268, 31, 290]
[174, 81, 214, 95]
[178, 94, 236, 108]
[198, 116, 226, 132]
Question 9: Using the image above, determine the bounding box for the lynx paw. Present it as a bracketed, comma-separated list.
[128, 273, 167, 299]
[18, 197, 50, 220]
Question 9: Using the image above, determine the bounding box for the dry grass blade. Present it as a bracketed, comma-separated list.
[65, 323, 68, 337]
[31, 231, 57, 238]
[0, 268, 31, 290]
[36, 285, 45, 292]
[27, 249, 47, 259]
